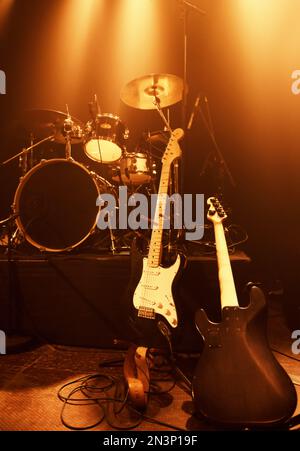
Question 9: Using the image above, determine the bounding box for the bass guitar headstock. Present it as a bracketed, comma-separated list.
[207, 197, 227, 224]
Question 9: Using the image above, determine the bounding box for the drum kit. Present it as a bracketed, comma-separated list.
[1, 73, 185, 253]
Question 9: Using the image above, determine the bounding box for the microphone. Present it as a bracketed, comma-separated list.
[187, 94, 201, 130]
[94, 94, 101, 115]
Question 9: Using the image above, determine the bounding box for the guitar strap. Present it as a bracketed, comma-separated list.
[123, 345, 150, 411]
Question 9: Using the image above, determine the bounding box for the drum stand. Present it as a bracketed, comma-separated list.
[63, 108, 75, 160]
[1, 135, 55, 168]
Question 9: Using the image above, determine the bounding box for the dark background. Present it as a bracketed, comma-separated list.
[1, 0, 300, 287]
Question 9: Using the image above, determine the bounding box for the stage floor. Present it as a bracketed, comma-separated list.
[0, 298, 299, 431]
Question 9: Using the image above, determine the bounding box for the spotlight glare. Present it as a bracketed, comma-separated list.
[113, 0, 162, 87]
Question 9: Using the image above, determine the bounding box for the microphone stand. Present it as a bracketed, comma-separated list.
[169, 1, 206, 247]
[180, 0, 206, 193]
[63, 104, 74, 160]
[198, 96, 236, 195]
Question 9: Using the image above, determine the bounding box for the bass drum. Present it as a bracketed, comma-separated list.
[13, 159, 102, 252]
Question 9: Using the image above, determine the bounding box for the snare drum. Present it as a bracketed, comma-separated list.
[13, 159, 106, 252]
[112, 153, 153, 186]
[84, 113, 129, 164]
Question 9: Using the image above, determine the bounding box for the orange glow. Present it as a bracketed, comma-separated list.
[225, 0, 300, 164]
[29, 0, 106, 106]
[51, 0, 102, 77]
[0, 0, 14, 33]
[230, 0, 300, 70]
[113, 0, 162, 87]
[231, 0, 287, 68]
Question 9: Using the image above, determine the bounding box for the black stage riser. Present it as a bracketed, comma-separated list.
[0, 255, 251, 352]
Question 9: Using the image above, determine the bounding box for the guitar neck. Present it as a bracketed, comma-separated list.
[147, 163, 172, 268]
[214, 221, 239, 308]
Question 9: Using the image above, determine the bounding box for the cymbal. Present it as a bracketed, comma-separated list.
[17, 109, 84, 144]
[121, 74, 184, 110]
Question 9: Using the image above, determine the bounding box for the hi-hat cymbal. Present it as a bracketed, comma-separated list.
[18, 109, 84, 144]
[121, 74, 184, 110]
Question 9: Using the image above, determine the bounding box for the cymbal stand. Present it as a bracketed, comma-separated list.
[1, 135, 55, 167]
[153, 97, 172, 134]
[63, 105, 74, 159]
[91, 172, 118, 253]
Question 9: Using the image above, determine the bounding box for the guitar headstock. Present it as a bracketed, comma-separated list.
[207, 197, 227, 224]
[162, 128, 184, 165]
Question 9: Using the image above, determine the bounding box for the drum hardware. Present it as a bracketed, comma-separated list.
[63, 105, 75, 159]
[2, 95, 185, 255]
[14, 109, 84, 145]
[1, 134, 55, 168]
[18, 133, 35, 175]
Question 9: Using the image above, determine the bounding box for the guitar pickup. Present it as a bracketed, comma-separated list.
[138, 307, 156, 320]
[140, 285, 159, 290]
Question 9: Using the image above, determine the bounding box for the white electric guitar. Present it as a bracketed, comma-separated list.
[133, 128, 184, 329]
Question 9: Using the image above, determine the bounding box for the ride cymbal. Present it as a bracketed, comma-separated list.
[121, 74, 184, 110]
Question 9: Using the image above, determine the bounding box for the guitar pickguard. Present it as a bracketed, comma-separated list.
[133, 255, 181, 328]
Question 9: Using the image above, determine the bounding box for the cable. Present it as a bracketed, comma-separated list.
[57, 349, 188, 432]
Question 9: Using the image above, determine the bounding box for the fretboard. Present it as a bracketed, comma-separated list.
[147, 163, 172, 268]
[214, 222, 239, 308]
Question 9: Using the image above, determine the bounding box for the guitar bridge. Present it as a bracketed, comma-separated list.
[138, 307, 156, 320]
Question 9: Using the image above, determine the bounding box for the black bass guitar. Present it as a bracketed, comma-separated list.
[192, 197, 297, 428]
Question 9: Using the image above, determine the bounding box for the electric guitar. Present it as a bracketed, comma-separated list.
[192, 197, 297, 428]
[128, 128, 185, 346]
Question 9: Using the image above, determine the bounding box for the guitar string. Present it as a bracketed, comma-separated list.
[142, 137, 175, 317]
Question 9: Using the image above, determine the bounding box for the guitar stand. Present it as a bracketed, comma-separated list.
[123, 345, 151, 412]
